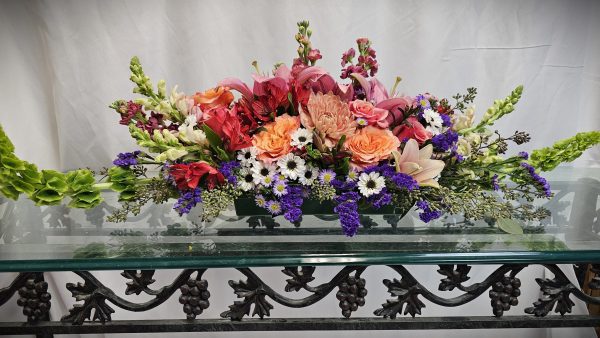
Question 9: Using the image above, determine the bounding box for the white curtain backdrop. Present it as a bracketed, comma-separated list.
[0, 0, 599, 337]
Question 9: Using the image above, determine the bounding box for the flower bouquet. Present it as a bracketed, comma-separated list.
[0, 21, 598, 236]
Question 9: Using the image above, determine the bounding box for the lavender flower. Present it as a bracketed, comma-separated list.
[416, 200, 442, 223]
[368, 189, 392, 209]
[518, 151, 529, 160]
[113, 151, 141, 167]
[334, 192, 361, 236]
[219, 161, 241, 184]
[363, 163, 395, 178]
[440, 113, 453, 127]
[431, 130, 459, 152]
[173, 187, 202, 215]
[391, 173, 419, 191]
[284, 208, 302, 223]
[520, 163, 551, 197]
[492, 174, 500, 191]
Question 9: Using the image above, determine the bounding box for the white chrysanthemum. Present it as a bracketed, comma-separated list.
[290, 128, 313, 147]
[299, 166, 319, 186]
[423, 108, 443, 135]
[237, 147, 258, 167]
[237, 168, 255, 191]
[277, 153, 306, 180]
[251, 161, 276, 185]
[357, 172, 385, 197]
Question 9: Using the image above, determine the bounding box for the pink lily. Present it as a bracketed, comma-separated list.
[391, 139, 445, 188]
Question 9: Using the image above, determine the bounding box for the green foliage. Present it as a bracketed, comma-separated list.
[529, 131, 600, 171]
[201, 124, 232, 161]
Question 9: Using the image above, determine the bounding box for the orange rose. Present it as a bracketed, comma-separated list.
[193, 86, 234, 110]
[345, 126, 400, 169]
[253, 114, 300, 163]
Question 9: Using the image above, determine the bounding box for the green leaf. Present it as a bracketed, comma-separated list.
[201, 124, 223, 148]
[497, 218, 524, 235]
[336, 134, 346, 152]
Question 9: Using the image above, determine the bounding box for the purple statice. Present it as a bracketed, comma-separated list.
[520, 163, 552, 197]
[368, 188, 392, 209]
[363, 163, 395, 178]
[391, 173, 419, 191]
[113, 150, 141, 167]
[334, 192, 361, 236]
[173, 187, 202, 215]
[492, 174, 500, 191]
[518, 151, 529, 160]
[455, 154, 465, 163]
[331, 178, 357, 191]
[416, 200, 443, 223]
[431, 130, 459, 152]
[440, 113, 453, 127]
[281, 186, 304, 223]
[219, 161, 240, 184]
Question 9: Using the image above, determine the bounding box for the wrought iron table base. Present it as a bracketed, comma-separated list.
[1, 264, 600, 335]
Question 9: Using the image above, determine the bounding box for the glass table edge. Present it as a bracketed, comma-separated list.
[1, 250, 600, 272]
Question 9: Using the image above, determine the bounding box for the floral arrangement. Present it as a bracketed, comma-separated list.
[0, 21, 599, 236]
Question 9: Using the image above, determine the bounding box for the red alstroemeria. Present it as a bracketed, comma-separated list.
[203, 106, 253, 152]
[170, 162, 225, 190]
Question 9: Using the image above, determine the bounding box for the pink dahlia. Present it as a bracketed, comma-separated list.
[301, 92, 357, 148]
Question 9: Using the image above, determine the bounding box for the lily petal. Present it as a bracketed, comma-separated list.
[218, 78, 253, 101]
[350, 73, 371, 101]
[419, 144, 434, 160]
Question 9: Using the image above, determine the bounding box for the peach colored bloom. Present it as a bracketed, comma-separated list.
[301, 92, 357, 148]
[391, 139, 445, 187]
[345, 126, 400, 169]
[349, 100, 389, 128]
[253, 114, 300, 163]
[193, 86, 234, 110]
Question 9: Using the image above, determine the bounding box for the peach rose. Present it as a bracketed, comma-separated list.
[301, 92, 356, 148]
[253, 114, 300, 163]
[193, 86, 234, 110]
[349, 100, 389, 128]
[345, 126, 400, 169]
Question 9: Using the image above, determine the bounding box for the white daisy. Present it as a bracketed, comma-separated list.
[237, 168, 255, 191]
[290, 128, 313, 147]
[423, 108, 443, 135]
[251, 161, 276, 185]
[299, 166, 319, 186]
[277, 153, 306, 180]
[237, 147, 258, 167]
[357, 172, 385, 197]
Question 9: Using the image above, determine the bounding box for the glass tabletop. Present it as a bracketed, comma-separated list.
[0, 167, 599, 272]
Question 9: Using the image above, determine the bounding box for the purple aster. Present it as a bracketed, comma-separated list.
[113, 150, 141, 167]
[318, 169, 336, 184]
[518, 151, 529, 160]
[431, 130, 459, 152]
[415, 94, 430, 109]
[520, 163, 551, 197]
[416, 200, 443, 223]
[491, 174, 500, 191]
[219, 161, 241, 184]
[391, 173, 419, 191]
[255, 194, 267, 208]
[173, 187, 202, 215]
[265, 200, 282, 215]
